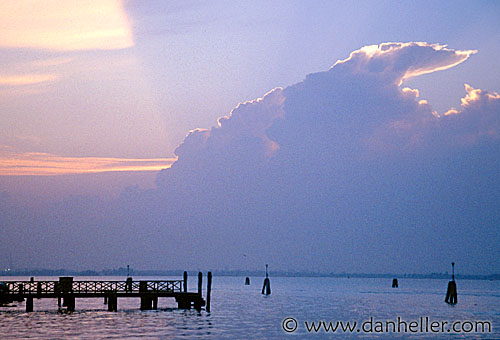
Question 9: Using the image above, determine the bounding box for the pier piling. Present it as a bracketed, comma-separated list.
[64, 296, 75, 312]
[206, 272, 212, 313]
[26, 297, 33, 312]
[139, 281, 150, 310]
[107, 295, 117, 312]
[198, 272, 202, 296]
[183, 271, 188, 292]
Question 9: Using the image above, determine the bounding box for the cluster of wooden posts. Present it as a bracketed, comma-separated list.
[391, 262, 458, 305]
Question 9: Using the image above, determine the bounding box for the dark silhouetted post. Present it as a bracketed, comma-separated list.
[445, 262, 457, 305]
[245, 277, 250, 285]
[198, 272, 203, 296]
[262, 264, 271, 295]
[183, 271, 188, 292]
[206, 272, 212, 313]
[392, 278, 398, 288]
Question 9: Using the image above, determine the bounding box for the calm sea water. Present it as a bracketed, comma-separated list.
[0, 276, 499, 339]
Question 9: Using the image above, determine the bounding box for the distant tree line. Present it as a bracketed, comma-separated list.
[1, 268, 499, 280]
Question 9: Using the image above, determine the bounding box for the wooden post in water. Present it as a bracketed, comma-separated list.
[183, 271, 188, 293]
[198, 272, 203, 296]
[445, 262, 457, 305]
[245, 277, 250, 285]
[392, 278, 398, 288]
[262, 264, 271, 295]
[206, 272, 212, 313]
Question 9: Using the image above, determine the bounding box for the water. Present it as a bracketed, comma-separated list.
[1, 276, 499, 339]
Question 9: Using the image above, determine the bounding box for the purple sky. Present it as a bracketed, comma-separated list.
[0, 1, 499, 274]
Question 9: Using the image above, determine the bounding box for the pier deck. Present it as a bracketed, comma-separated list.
[0, 273, 210, 312]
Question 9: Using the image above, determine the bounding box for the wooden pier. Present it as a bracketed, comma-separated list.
[0, 272, 211, 312]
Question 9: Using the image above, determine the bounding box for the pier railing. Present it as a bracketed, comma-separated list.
[1, 280, 183, 295]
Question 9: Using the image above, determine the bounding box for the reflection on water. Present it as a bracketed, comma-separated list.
[0, 276, 499, 339]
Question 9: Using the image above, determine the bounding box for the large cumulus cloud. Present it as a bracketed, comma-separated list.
[151, 42, 499, 273]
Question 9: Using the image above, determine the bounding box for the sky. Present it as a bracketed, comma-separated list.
[0, 1, 499, 274]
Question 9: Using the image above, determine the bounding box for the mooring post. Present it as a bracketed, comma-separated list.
[245, 277, 250, 285]
[445, 262, 458, 305]
[198, 272, 203, 296]
[206, 272, 212, 313]
[392, 278, 398, 288]
[183, 271, 188, 293]
[262, 264, 271, 295]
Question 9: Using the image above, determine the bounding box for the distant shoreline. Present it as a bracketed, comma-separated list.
[1, 268, 499, 281]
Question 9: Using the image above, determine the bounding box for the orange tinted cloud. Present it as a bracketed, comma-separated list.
[0, 150, 175, 175]
[0, 74, 59, 86]
[0, 0, 133, 51]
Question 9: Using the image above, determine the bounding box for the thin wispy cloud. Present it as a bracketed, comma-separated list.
[0, 150, 175, 175]
[0, 74, 59, 87]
